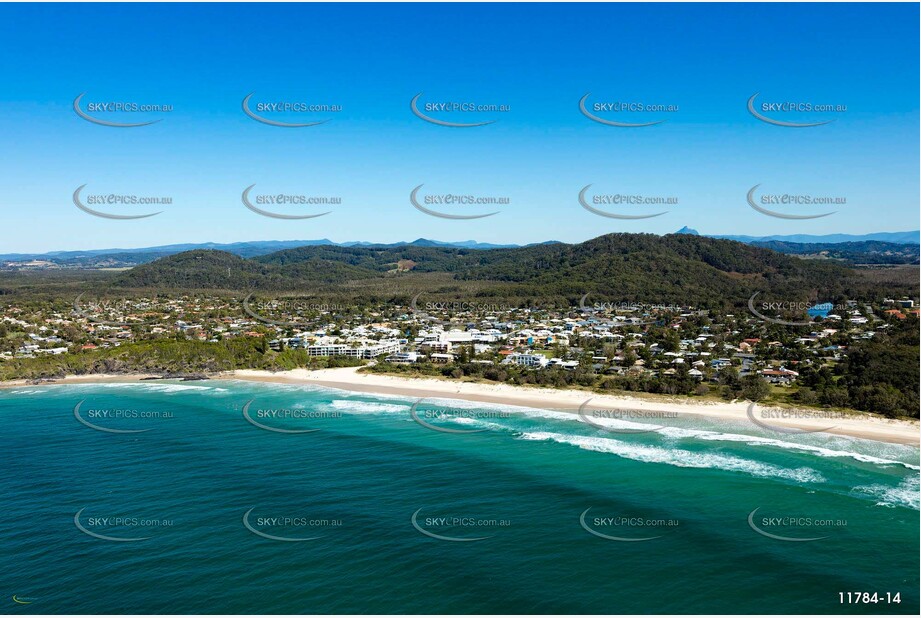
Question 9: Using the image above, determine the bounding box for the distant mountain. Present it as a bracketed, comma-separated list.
[337, 238, 524, 250]
[0, 238, 538, 267]
[0, 240, 334, 262]
[3, 231, 917, 272]
[713, 231, 920, 245]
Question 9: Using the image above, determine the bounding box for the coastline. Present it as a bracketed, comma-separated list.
[228, 367, 919, 445]
[0, 373, 162, 388]
[2, 367, 918, 445]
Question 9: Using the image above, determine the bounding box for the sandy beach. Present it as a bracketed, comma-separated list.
[2, 367, 917, 445]
[227, 367, 920, 446]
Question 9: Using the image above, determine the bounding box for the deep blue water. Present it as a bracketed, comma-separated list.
[1, 380, 918, 614]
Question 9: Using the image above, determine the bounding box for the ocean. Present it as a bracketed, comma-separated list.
[1, 380, 918, 614]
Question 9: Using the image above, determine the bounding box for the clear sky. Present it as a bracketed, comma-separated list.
[0, 2, 918, 253]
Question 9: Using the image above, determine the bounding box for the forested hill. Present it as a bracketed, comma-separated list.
[113, 233, 866, 306]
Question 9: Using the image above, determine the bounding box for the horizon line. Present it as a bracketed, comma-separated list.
[2, 229, 920, 259]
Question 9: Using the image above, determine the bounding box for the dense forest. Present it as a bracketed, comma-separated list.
[110, 233, 890, 307]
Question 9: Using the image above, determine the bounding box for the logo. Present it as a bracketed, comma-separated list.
[73, 400, 156, 434]
[408, 292, 422, 314]
[578, 185, 670, 219]
[746, 185, 836, 220]
[747, 93, 836, 128]
[410, 93, 499, 127]
[579, 93, 668, 127]
[72, 185, 162, 220]
[746, 403, 838, 435]
[73, 293, 166, 327]
[747, 292, 812, 326]
[409, 184, 501, 220]
[409, 292, 513, 316]
[241, 185, 333, 220]
[241, 92, 331, 127]
[74, 508, 152, 542]
[242, 400, 321, 435]
[747, 507, 831, 542]
[73, 92, 163, 128]
[579, 508, 668, 542]
[242, 292, 341, 328]
[242, 507, 326, 542]
[578, 399, 665, 435]
[409, 399, 498, 435]
[410, 508, 497, 542]
[577, 293, 661, 326]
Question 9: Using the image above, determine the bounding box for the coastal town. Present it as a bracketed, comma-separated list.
[2, 292, 917, 394]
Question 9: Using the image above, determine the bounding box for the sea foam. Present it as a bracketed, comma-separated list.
[518, 431, 825, 483]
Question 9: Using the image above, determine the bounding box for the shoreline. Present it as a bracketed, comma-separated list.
[4, 368, 916, 446]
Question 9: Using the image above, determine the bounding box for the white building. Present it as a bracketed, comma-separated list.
[503, 353, 549, 368]
[307, 339, 402, 359]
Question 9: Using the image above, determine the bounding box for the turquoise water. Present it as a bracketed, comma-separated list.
[1, 380, 918, 614]
[808, 303, 834, 318]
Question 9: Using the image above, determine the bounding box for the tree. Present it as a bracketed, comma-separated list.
[740, 375, 770, 402]
[255, 337, 269, 354]
[623, 348, 637, 367]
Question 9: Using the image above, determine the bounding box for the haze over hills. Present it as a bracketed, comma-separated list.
[748, 240, 919, 265]
[1, 230, 917, 267]
[713, 231, 920, 244]
[0, 238, 535, 265]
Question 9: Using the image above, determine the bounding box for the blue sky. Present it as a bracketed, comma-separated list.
[0, 2, 918, 253]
